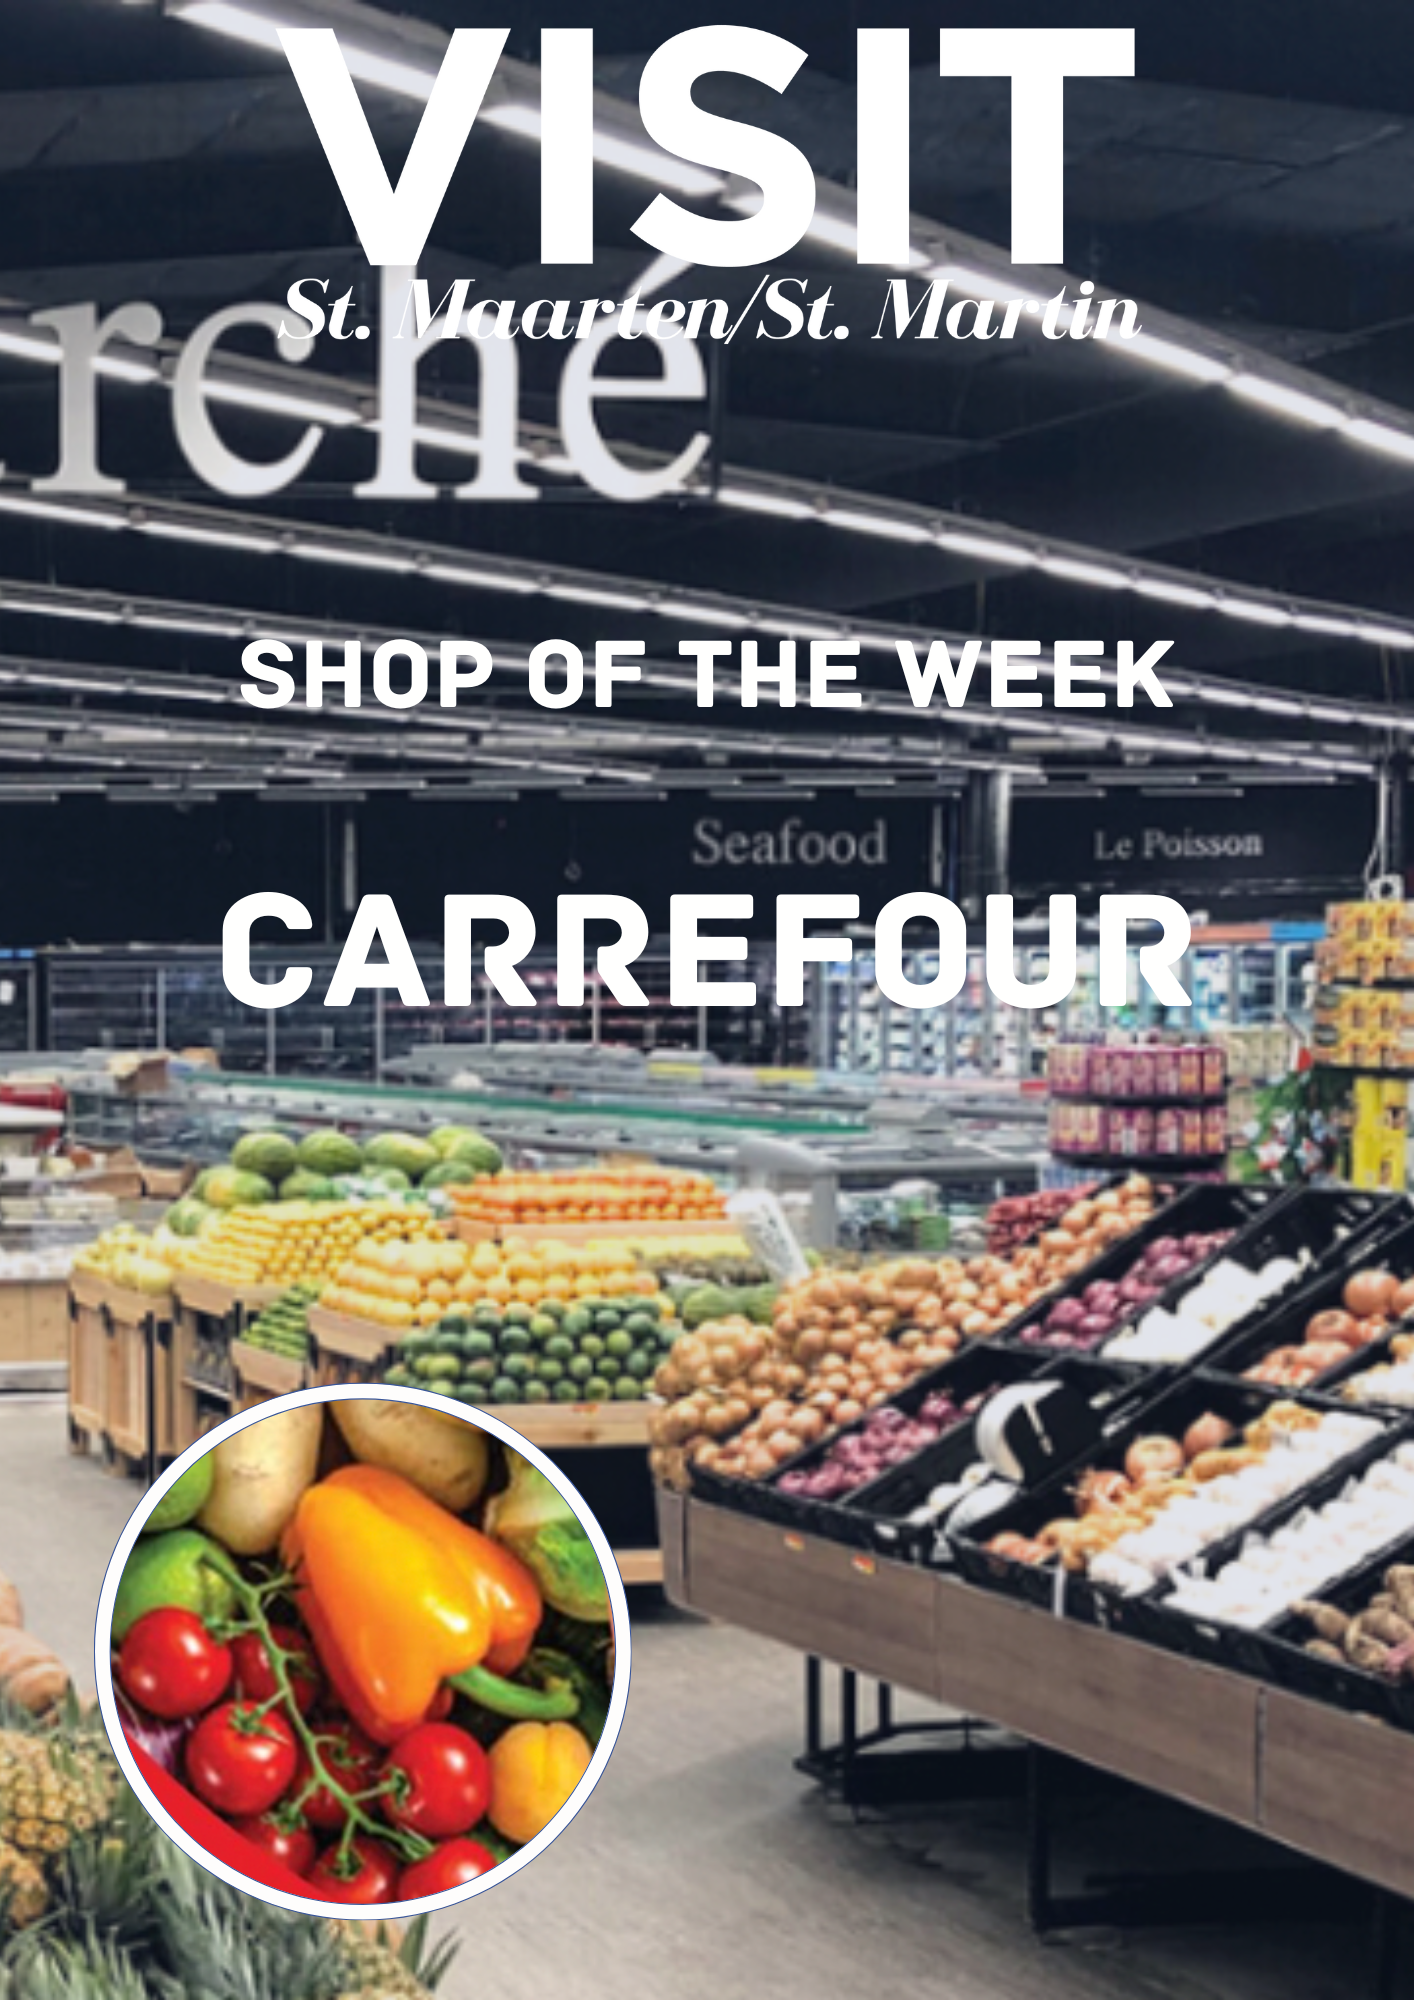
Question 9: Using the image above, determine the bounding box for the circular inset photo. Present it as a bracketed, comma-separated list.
[94, 1387, 628, 1917]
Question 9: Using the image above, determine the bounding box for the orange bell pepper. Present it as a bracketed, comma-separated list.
[283, 1466, 571, 1745]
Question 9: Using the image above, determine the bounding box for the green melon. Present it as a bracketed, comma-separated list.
[278, 1168, 341, 1201]
[231, 1130, 298, 1183]
[421, 1158, 480, 1190]
[363, 1132, 440, 1180]
[202, 1166, 275, 1209]
[163, 1196, 211, 1238]
[296, 1128, 364, 1176]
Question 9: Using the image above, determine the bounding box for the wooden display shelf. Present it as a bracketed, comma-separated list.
[174, 1275, 285, 1316]
[306, 1304, 399, 1389]
[451, 1218, 738, 1246]
[230, 1338, 306, 1409]
[667, 1493, 1414, 1904]
[614, 1549, 663, 1586]
[67, 1273, 176, 1471]
[484, 1399, 653, 1450]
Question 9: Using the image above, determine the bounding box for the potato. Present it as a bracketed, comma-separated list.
[198, 1404, 324, 1555]
[331, 1398, 489, 1512]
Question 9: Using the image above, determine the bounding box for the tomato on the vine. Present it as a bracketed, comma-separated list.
[117, 1609, 232, 1721]
[382, 1724, 491, 1839]
[397, 1837, 499, 1900]
[306, 1836, 399, 1905]
[231, 1626, 321, 1714]
[185, 1702, 298, 1817]
[230, 1812, 317, 1877]
[292, 1721, 381, 1830]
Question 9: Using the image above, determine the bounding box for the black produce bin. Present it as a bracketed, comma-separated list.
[1200, 1214, 1414, 1397]
[856, 1356, 1155, 1562]
[686, 1343, 1051, 1545]
[1122, 1405, 1403, 1669]
[1248, 1532, 1414, 1729]
[1005, 1183, 1407, 1367]
[996, 1182, 1274, 1359]
[946, 1375, 1384, 1630]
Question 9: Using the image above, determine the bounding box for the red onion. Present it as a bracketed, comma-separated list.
[117, 1687, 190, 1776]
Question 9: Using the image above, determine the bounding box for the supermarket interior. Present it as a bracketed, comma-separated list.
[10, 0, 1414, 1996]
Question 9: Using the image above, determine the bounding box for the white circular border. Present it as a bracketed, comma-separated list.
[93, 1383, 633, 1921]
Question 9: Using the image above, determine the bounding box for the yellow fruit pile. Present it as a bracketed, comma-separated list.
[164, 1200, 445, 1288]
[322, 1235, 470, 1328]
[452, 1237, 660, 1308]
[72, 1225, 173, 1297]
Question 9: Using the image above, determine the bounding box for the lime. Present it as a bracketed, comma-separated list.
[604, 1329, 632, 1359]
[113, 1529, 235, 1642]
[142, 1458, 215, 1535]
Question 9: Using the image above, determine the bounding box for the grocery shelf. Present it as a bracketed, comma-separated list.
[661, 1491, 1414, 1905]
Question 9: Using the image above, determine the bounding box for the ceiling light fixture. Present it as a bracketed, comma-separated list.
[1227, 373, 1350, 429]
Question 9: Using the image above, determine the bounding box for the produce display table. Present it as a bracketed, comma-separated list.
[228, 1338, 304, 1411]
[661, 1490, 1414, 1909]
[67, 1271, 175, 1474]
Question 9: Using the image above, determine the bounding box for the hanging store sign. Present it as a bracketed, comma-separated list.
[1011, 785, 1374, 907]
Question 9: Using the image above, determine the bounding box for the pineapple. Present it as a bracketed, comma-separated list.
[0, 1733, 115, 1866]
[0, 1838, 46, 1927]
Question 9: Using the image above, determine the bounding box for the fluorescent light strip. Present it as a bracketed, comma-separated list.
[935, 529, 1034, 566]
[655, 601, 750, 628]
[1039, 555, 1127, 589]
[1357, 623, 1414, 652]
[717, 487, 814, 522]
[1228, 373, 1349, 429]
[202, 379, 364, 428]
[1117, 332, 1232, 384]
[819, 507, 931, 543]
[290, 542, 415, 574]
[422, 563, 539, 595]
[545, 583, 647, 613]
[1214, 597, 1294, 628]
[0, 494, 123, 531]
[1346, 419, 1414, 464]
[1133, 577, 1215, 610]
[137, 519, 279, 555]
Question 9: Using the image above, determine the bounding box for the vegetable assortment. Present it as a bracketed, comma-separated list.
[112, 1400, 613, 1905]
[647, 1178, 1159, 1492]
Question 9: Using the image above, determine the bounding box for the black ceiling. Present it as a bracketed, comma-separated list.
[0, 0, 1411, 823]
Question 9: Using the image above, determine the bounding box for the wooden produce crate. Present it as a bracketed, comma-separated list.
[0, 1277, 69, 1367]
[229, 1338, 307, 1412]
[170, 1276, 285, 1456]
[307, 1305, 394, 1385]
[66, 1275, 107, 1452]
[68, 1272, 176, 1474]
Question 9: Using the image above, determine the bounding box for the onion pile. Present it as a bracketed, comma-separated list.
[646, 1177, 1159, 1490]
[1017, 1230, 1231, 1351]
[986, 1400, 1324, 1574]
[776, 1389, 985, 1502]
[1242, 1266, 1409, 1389]
[1344, 1331, 1414, 1410]
[986, 1184, 1097, 1256]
